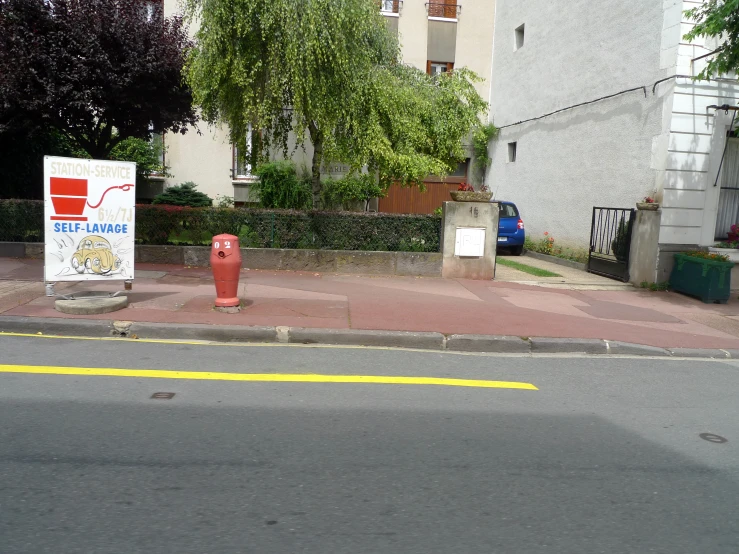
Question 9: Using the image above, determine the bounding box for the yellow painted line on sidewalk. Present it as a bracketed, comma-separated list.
[0, 364, 538, 390]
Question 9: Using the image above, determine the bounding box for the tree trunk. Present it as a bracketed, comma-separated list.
[309, 123, 323, 210]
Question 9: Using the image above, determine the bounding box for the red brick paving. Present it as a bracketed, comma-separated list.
[3, 257, 739, 349]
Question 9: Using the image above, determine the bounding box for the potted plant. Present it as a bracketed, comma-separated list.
[709, 240, 739, 262]
[670, 251, 734, 304]
[636, 194, 659, 211]
[728, 224, 739, 242]
[449, 183, 493, 202]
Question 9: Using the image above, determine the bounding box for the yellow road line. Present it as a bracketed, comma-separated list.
[0, 364, 538, 390]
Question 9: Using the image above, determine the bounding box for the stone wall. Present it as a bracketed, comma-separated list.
[0, 243, 441, 277]
[628, 209, 661, 285]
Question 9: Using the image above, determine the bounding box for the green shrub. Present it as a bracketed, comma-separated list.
[152, 182, 212, 207]
[322, 173, 385, 211]
[0, 200, 442, 252]
[109, 136, 167, 186]
[0, 199, 44, 242]
[611, 219, 630, 261]
[135, 204, 187, 244]
[215, 195, 235, 208]
[640, 281, 670, 291]
[237, 224, 262, 248]
[253, 161, 312, 210]
[140, 208, 441, 251]
[471, 122, 499, 189]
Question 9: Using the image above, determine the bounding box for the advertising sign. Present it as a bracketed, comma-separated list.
[44, 156, 136, 282]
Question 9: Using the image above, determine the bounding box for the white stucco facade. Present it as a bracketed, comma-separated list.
[487, 0, 739, 258]
[487, 0, 672, 248]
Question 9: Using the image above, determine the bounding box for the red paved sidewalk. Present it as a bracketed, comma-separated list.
[3, 257, 739, 349]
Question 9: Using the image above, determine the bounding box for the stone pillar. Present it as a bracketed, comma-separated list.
[628, 209, 661, 284]
[441, 201, 498, 280]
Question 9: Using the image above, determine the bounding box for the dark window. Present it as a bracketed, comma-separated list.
[380, 0, 400, 13]
[449, 159, 469, 178]
[500, 203, 519, 218]
[508, 142, 517, 162]
[427, 61, 454, 76]
[141, 0, 164, 22]
[232, 125, 254, 179]
[515, 24, 525, 50]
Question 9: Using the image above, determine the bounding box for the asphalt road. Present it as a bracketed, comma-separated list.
[0, 334, 738, 553]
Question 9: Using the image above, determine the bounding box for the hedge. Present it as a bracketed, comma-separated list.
[0, 200, 441, 253]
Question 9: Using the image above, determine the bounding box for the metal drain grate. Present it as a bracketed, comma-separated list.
[151, 392, 175, 400]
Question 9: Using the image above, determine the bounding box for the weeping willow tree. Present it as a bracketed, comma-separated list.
[185, 0, 487, 208]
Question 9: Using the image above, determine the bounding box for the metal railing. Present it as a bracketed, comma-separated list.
[425, 2, 460, 18]
[587, 207, 635, 281]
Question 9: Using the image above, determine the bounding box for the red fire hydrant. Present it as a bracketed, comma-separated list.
[210, 234, 242, 307]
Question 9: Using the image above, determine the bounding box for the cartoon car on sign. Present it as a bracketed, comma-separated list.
[71, 235, 121, 275]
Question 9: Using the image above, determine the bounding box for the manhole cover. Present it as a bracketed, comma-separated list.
[699, 433, 727, 444]
[151, 392, 175, 400]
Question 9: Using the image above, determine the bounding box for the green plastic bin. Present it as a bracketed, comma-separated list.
[670, 253, 734, 304]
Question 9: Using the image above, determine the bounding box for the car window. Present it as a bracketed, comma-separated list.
[499, 203, 519, 218]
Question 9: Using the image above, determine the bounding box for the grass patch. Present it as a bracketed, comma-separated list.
[640, 281, 670, 291]
[497, 257, 562, 277]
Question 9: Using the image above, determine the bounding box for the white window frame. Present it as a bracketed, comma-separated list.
[380, 0, 401, 15]
[232, 125, 254, 180]
[150, 132, 165, 177]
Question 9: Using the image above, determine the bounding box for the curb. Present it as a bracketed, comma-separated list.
[0, 315, 734, 358]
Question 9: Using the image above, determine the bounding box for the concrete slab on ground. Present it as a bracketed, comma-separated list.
[495, 253, 633, 290]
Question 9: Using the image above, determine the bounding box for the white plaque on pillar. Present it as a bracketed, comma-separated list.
[454, 227, 485, 257]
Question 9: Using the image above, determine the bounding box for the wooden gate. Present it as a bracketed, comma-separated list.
[378, 182, 458, 214]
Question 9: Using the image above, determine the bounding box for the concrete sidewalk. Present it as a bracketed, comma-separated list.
[2, 256, 739, 351]
[495, 253, 633, 290]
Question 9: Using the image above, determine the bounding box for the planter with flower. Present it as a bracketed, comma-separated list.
[636, 195, 659, 211]
[708, 239, 739, 263]
[670, 251, 734, 304]
[449, 183, 493, 202]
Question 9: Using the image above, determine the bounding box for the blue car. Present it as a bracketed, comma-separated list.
[496, 201, 525, 255]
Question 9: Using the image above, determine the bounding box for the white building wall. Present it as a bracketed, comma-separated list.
[488, 0, 673, 248]
[164, 125, 235, 201]
[396, 0, 428, 71]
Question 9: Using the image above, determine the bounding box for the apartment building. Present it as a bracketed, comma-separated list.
[158, 0, 495, 208]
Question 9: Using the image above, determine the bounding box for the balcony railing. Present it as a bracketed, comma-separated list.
[425, 2, 460, 19]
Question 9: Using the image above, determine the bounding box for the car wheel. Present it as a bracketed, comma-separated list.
[510, 245, 524, 256]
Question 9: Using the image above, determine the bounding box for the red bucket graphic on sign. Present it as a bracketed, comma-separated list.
[49, 178, 134, 221]
[50, 177, 88, 221]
